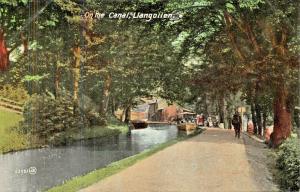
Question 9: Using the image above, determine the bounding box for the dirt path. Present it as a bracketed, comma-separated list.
[81, 128, 277, 192]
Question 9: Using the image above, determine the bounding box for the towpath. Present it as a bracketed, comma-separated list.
[81, 128, 278, 192]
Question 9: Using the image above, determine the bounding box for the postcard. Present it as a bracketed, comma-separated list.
[0, 1, 299, 192]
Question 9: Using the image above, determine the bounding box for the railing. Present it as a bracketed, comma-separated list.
[0, 97, 23, 114]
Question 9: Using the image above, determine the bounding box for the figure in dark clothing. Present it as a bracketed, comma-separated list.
[232, 112, 242, 138]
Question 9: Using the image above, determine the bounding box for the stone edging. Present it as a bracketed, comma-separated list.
[242, 131, 265, 143]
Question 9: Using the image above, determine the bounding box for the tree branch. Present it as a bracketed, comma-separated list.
[223, 11, 246, 62]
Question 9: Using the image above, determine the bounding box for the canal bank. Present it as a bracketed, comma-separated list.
[47, 127, 204, 192]
[80, 128, 277, 192]
[0, 124, 203, 192]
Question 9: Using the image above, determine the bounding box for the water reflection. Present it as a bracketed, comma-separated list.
[0, 125, 178, 192]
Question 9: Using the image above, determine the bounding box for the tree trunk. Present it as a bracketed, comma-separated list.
[223, 98, 228, 129]
[111, 97, 116, 116]
[54, 65, 60, 98]
[72, 45, 81, 109]
[204, 94, 209, 117]
[99, 72, 112, 118]
[255, 104, 263, 136]
[226, 99, 233, 129]
[0, 28, 9, 71]
[263, 111, 267, 133]
[124, 105, 131, 124]
[272, 86, 292, 147]
[251, 103, 258, 134]
[218, 96, 225, 123]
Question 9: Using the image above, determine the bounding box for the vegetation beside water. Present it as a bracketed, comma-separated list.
[65, 125, 125, 141]
[0, 102, 127, 153]
[0, 109, 28, 153]
[14, 94, 125, 146]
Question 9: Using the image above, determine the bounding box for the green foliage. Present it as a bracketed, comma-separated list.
[0, 0, 28, 6]
[84, 111, 107, 126]
[0, 84, 29, 104]
[22, 74, 49, 82]
[19, 94, 85, 145]
[275, 136, 300, 191]
[0, 109, 28, 153]
[0, 0, 298, 149]
[238, 0, 265, 10]
[18, 93, 116, 145]
[66, 125, 121, 141]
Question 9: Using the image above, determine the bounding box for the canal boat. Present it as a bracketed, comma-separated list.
[177, 112, 197, 131]
[177, 122, 197, 131]
[131, 120, 148, 129]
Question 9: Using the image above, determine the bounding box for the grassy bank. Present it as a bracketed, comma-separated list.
[107, 123, 129, 134]
[0, 109, 29, 153]
[65, 124, 128, 141]
[0, 109, 128, 153]
[46, 128, 204, 192]
[64, 115, 128, 142]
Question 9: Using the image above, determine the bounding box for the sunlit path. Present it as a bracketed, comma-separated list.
[81, 128, 277, 192]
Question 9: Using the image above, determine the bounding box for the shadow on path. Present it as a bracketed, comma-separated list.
[81, 127, 271, 192]
[242, 133, 279, 192]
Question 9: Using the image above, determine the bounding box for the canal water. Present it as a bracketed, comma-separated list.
[0, 124, 179, 192]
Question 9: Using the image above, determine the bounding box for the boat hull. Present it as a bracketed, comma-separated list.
[177, 123, 197, 131]
[131, 120, 148, 129]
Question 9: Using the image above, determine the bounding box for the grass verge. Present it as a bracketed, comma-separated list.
[46, 128, 205, 192]
[0, 110, 128, 153]
[267, 135, 300, 191]
[47, 140, 177, 192]
[65, 125, 125, 141]
[0, 109, 29, 153]
[64, 122, 128, 144]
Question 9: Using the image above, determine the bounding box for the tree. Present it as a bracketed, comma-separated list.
[158, 0, 299, 147]
[0, 0, 30, 71]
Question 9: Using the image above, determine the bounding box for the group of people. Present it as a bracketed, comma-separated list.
[196, 112, 242, 139]
[196, 114, 219, 127]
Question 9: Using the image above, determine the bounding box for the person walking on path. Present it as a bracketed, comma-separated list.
[80, 128, 278, 192]
[232, 112, 242, 138]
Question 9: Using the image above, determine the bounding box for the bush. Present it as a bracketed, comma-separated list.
[19, 94, 87, 145]
[85, 111, 107, 126]
[0, 84, 29, 104]
[275, 135, 300, 191]
[77, 94, 107, 126]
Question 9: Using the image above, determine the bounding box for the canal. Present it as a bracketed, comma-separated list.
[0, 124, 179, 192]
